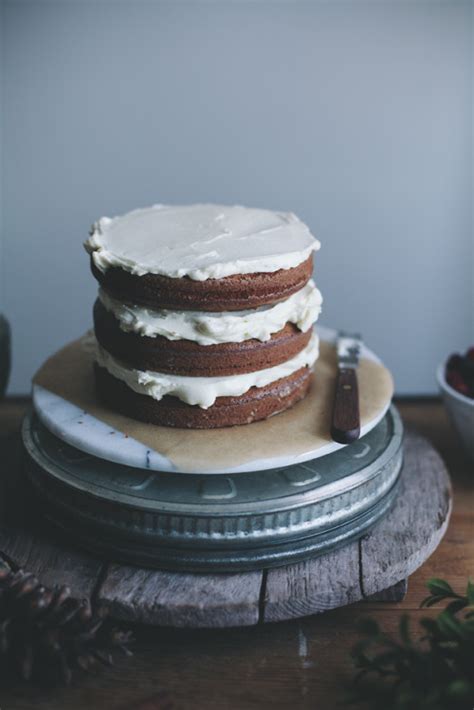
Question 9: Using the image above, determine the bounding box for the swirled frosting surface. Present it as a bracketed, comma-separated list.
[85, 203, 320, 281]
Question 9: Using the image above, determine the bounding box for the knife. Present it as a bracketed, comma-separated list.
[330, 331, 361, 444]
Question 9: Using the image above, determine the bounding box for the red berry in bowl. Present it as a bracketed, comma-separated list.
[445, 346, 474, 398]
[446, 354, 464, 372]
[446, 370, 470, 397]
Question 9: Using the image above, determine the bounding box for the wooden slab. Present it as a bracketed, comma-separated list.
[262, 544, 361, 623]
[0, 427, 451, 628]
[100, 564, 263, 628]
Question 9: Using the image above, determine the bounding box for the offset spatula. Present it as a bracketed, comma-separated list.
[330, 332, 361, 444]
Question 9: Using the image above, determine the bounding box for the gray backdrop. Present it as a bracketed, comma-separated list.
[1, 0, 472, 395]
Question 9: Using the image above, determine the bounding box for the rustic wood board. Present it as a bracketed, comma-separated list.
[0, 427, 451, 628]
[100, 564, 264, 628]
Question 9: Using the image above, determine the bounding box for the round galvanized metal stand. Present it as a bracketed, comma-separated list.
[23, 407, 403, 572]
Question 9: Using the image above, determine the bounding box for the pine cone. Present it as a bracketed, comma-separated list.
[0, 562, 133, 685]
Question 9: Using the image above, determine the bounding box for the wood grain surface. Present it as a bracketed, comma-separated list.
[0, 399, 472, 710]
[99, 564, 263, 628]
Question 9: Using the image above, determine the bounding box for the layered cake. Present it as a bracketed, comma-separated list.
[85, 204, 322, 428]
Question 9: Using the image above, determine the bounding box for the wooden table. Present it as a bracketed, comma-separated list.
[0, 399, 472, 710]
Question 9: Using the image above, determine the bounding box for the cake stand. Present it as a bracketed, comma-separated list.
[22, 406, 403, 571]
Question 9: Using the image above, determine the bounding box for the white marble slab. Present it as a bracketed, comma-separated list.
[33, 386, 174, 472]
[32, 326, 389, 474]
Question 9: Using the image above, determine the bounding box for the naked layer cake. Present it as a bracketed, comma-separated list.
[85, 204, 322, 428]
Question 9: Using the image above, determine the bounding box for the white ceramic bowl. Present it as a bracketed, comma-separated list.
[437, 361, 474, 462]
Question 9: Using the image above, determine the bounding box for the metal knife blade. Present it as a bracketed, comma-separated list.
[337, 332, 361, 369]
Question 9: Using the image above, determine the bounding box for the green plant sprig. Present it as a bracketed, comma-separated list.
[348, 578, 474, 710]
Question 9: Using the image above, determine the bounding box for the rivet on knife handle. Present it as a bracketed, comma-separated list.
[331, 367, 360, 444]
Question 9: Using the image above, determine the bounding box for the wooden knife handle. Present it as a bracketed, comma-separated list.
[331, 368, 360, 444]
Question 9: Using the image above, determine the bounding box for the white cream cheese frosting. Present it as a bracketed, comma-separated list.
[93, 332, 319, 408]
[98, 281, 323, 345]
[85, 203, 320, 281]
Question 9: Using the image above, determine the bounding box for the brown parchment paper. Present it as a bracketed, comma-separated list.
[33, 336, 394, 472]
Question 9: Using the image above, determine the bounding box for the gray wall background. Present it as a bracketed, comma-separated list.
[1, 0, 472, 395]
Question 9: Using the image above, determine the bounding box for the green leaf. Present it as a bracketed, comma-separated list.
[426, 578, 455, 597]
[436, 611, 465, 638]
[445, 599, 468, 615]
[349, 578, 474, 710]
[420, 595, 445, 608]
[466, 578, 474, 605]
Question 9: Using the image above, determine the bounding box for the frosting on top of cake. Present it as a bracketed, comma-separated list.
[85, 204, 320, 281]
[98, 281, 322, 345]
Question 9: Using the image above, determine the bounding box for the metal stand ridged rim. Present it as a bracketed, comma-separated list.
[22, 407, 403, 571]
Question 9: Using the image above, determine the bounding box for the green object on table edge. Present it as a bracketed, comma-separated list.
[349, 577, 474, 710]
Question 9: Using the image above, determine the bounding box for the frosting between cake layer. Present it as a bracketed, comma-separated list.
[93, 332, 319, 408]
[85, 203, 320, 281]
[98, 281, 323, 345]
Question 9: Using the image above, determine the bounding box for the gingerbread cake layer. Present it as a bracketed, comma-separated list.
[90, 256, 313, 312]
[93, 299, 312, 376]
[95, 364, 312, 429]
